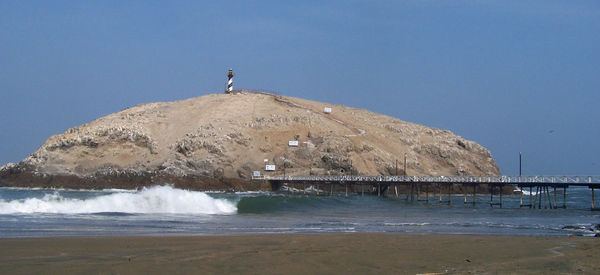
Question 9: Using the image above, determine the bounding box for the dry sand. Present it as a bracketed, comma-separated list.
[1, 234, 598, 274]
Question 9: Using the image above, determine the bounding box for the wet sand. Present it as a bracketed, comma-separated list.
[0, 234, 598, 274]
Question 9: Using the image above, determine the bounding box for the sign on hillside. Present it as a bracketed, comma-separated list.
[288, 140, 299, 147]
[265, 165, 276, 171]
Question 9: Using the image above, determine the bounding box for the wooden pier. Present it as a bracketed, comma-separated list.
[254, 175, 600, 210]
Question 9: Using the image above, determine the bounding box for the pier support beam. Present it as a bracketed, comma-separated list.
[490, 184, 493, 207]
[473, 184, 477, 206]
[520, 187, 523, 207]
[500, 184, 503, 208]
[437, 183, 451, 205]
[540, 186, 544, 209]
[563, 186, 567, 209]
[529, 186, 533, 208]
[417, 184, 429, 203]
[592, 188, 597, 211]
[489, 184, 502, 208]
[546, 186, 553, 209]
[465, 184, 477, 206]
[519, 185, 532, 208]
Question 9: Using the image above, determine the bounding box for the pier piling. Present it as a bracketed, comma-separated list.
[473, 184, 477, 206]
[563, 186, 567, 209]
[529, 186, 533, 208]
[592, 187, 596, 210]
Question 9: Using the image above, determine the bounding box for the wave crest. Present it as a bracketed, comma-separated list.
[0, 185, 237, 215]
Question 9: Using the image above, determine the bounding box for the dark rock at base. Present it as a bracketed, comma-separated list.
[0, 168, 269, 192]
[1, 167, 515, 194]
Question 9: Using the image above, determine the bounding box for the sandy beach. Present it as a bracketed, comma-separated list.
[0, 233, 598, 274]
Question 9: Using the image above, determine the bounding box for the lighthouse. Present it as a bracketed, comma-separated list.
[225, 69, 234, 94]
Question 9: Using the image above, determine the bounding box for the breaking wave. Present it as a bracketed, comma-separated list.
[0, 185, 237, 215]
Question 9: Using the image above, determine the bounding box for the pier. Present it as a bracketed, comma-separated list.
[253, 175, 600, 210]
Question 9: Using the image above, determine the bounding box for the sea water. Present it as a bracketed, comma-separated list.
[0, 185, 598, 238]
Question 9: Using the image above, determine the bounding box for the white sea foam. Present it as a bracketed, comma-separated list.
[0, 185, 237, 215]
[515, 187, 540, 196]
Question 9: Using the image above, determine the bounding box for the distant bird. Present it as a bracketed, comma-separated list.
[548, 130, 555, 134]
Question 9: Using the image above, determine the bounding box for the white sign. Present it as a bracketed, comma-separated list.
[265, 165, 276, 171]
[253, 171, 261, 177]
[288, 140, 299, 147]
[324, 107, 332, 113]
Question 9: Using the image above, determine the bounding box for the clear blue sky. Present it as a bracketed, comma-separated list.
[1, 1, 599, 175]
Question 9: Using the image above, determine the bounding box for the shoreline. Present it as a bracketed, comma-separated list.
[1, 230, 598, 240]
[1, 233, 598, 274]
[1, 231, 597, 239]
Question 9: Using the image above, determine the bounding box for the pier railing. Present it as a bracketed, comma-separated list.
[255, 175, 600, 186]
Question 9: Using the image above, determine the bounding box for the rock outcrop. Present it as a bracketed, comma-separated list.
[0, 91, 500, 190]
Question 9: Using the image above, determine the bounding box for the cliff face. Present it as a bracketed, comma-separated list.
[1, 92, 500, 189]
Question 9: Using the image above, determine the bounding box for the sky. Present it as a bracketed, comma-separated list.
[0, 0, 599, 175]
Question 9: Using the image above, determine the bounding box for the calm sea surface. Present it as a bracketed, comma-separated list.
[0, 185, 598, 238]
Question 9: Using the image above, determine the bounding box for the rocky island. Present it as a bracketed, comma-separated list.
[0, 91, 499, 191]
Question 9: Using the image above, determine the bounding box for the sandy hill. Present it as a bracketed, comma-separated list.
[1, 91, 499, 190]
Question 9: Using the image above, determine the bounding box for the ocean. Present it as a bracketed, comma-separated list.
[0, 185, 598, 238]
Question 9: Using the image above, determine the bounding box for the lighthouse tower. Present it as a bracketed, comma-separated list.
[225, 69, 234, 94]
